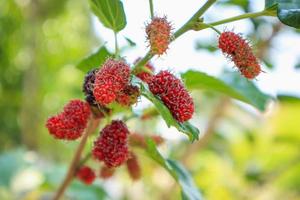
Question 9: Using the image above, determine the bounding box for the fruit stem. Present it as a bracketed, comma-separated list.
[149, 0, 154, 19]
[114, 31, 119, 58]
[173, 0, 217, 39]
[195, 10, 274, 31]
[52, 117, 100, 200]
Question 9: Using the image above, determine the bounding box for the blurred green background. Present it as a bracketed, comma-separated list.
[0, 0, 300, 200]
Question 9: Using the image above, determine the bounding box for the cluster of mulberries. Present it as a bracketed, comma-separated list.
[218, 31, 261, 79]
[93, 59, 131, 105]
[126, 153, 141, 181]
[149, 71, 194, 122]
[46, 100, 91, 140]
[146, 17, 172, 55]
[92, 120, 129, 168]
[76, 166, 96, 185]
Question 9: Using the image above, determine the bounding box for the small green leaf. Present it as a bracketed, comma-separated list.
[90, 0, 127, 32]
[76, 45, 111, 72]
[182, 70, 272, 111]
[265, 0, 300, 28]
[265, 0, 277, 8]
[139, 82, 200, 142]
[124, 37, 136, 47]
[146, 140, 203, 200]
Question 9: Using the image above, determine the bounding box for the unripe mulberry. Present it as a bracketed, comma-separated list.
[146, 17, 172, 55]
[76, 166, 96, 185]
[116, 85, 140, 106]
[46, 100, 91, 140]
[126, 153, 141, 181]
[218, 31, 261, 79]
[99, 166, 115, 179]
[134, 58, 155, 83]
[93, 120, 129, 168]
[93, 59, 130, 105]
[149, 71, 194, 122]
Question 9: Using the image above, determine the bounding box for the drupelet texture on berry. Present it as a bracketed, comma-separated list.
[93, 120, 129, 168]
[93, 59, 130, 105]
[46, 100, 91, 140]
[218, 31, 261, 79]
[76, 166, 96, 185]
[146, 17, 172, 55]
[149, 71, 194, 122]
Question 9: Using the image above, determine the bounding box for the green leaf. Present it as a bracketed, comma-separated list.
[146, 140, 203, 200]
[139, 82, 200, 142]
[277, 94, 300, 103]
[90, 0, 127, 32]
[124, 37, 136, 47]
[76, 45, 111, 72]
[265, 0, 277, 8]
[182, 70, 272, 111]
[265, 0, 300, 28]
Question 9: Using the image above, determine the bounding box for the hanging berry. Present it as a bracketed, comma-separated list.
[126, 153, 141, 181]
[218, 31, 262, 79]
[46, 100, 91, 140]
[76, 166, 96, 185]
[93, 120, 130, 168]
[93, 59, 130, 105]
[149, 71, 194, 122]
[146, 17, 172, 55]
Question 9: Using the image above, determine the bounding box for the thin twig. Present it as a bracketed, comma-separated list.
[53, 117, 100, 200]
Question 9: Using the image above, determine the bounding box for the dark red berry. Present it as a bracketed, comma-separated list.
[76, 166, 96, 185]
[126, 153, 141, 181]
[146, 17, 172, 55]
[83, 68, 98, 106]
[93, 120, 129, 168]
[46, 100, 91, 140]
[149, 71, 194, 122]
[93, 59, 130, 105]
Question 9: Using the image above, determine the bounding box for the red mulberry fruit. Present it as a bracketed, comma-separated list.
[83, 69, 111, 118]
[93, 120, 129, 168]
[76, 166, 96, 185]
[149, 71, 194, 122]
[126, 153, 141, 181]
[46, 100, 91, 140]
[116, 85, 140, 106]
[146, 17, 172, 55]
[218, 31, 262, 79]
[93, 59, 130, 105]
[99, 166, 115, 179]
